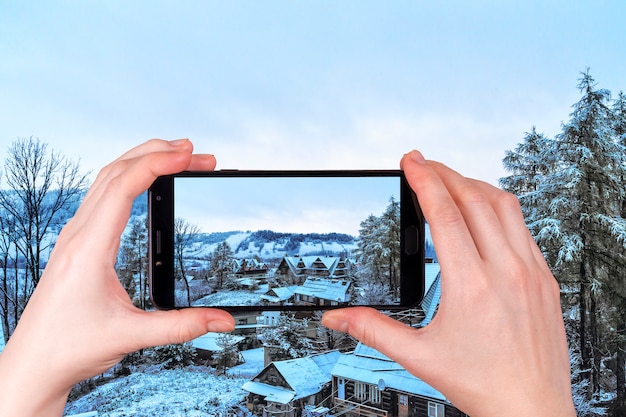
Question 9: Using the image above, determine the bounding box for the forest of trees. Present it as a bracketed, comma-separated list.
[501, 69, 626, 415]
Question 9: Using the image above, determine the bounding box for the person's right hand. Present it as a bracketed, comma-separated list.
[323, 150, 576, 417]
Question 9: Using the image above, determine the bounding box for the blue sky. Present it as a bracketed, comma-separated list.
[175, 175, 399, 235]
[1, 1, 625, 186]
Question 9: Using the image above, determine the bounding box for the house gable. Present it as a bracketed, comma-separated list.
[243, 352, 340, 404]
[276, 256, 349, 280]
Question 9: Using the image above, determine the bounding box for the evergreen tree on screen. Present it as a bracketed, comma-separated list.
[356, 214, 384, 284]
[381, 196, 401, 296]
[356, 197, 401, 298]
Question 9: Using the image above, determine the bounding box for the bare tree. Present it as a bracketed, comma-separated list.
[0, 137, 87, 338]
[174, 217, 201, 307]
[0, 204, 18, 342]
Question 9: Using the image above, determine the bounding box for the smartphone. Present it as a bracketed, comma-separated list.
[148, 170, 425, 311]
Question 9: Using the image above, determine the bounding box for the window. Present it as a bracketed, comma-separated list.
[428, 401, 445, 417]
[354, 382, 367, 401]
[398, 394, 408, 406]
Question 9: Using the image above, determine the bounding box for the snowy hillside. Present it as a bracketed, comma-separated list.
[184, 230, 358, 261]
[64, 366, 248, 417]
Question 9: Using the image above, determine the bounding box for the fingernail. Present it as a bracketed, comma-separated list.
[169, 138, 189, 147]
[410, 150, 426, 165]
[207, 320, 235, 333]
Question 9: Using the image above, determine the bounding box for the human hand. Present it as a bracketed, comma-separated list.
[0, 139, 235, 416]
[322, 151, 576, 416]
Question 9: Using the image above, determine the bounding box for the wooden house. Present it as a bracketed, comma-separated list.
[331, 343, 467, 417]
[232, 258, 270, 278]
[276, 256, 350, 282]
[242, 351, 341, 417]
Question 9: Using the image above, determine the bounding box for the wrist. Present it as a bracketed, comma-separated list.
[0, 343, 71, 416]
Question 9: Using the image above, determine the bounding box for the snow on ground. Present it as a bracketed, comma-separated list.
[225, 232, 252, 251]
[64, 366, 248, 417]
[193, 289, 263, 307]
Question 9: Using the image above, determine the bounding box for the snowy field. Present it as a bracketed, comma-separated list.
[64, 366, 249, 417]
[193, 289, 263, 307]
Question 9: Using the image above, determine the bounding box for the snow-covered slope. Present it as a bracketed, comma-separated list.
[64, 366, 248, 417]
[185, 230, 358, 261]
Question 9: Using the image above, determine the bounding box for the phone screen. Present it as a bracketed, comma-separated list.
[150, 171, 425, 310]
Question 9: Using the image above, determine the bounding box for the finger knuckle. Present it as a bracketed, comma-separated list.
[457, 184, 488, 207]
[496, 191, 522, 212]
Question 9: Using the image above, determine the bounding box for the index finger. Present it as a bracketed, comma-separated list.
[61, 140, 215, 254]
[401, 151, 481, 274]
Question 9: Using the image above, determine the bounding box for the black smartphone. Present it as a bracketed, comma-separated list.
[148, 170, 425, 311]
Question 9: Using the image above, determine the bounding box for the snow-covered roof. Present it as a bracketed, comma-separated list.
[273, 356, 333, 400]
[421, 263, 442, 327]
[294, 277, 351, 302]
[261, 285, 298, 302]
[241, 381, 295, 404]
[424, 263, 441, 294]
[331, 343, 446, 401]
[237, 278, 258, 287]
[310, 350, 342, 376]
[191, 332, 245, 352]
[281, 256, 345, 277]
[243, 351, 341, 403]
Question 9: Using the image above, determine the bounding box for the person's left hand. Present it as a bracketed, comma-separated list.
[0, 139, 235, 417]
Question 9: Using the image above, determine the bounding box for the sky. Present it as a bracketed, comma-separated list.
[1, 1, 625, 187]
[174, 174, 400, 235]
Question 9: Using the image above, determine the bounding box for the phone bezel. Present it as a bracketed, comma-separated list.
[148, 170, 425, 311]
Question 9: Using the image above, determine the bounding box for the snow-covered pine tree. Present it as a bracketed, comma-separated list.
[500, 126, 554, 226]
[501, 126, 554, 195]
[380, 196, 401, 297]
[214, 333, 240, 374]
[260, 313, 312, 361]
[355, 197, 401, 298]
[604, 89, 626, 414]
[356, 214, 385, 285]
[533, 69, 625, 400]
[501, 70, 626, 411]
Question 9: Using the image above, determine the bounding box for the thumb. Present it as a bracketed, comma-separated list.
[322, 307, 429, 366]
[124, 308, 235, 350]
